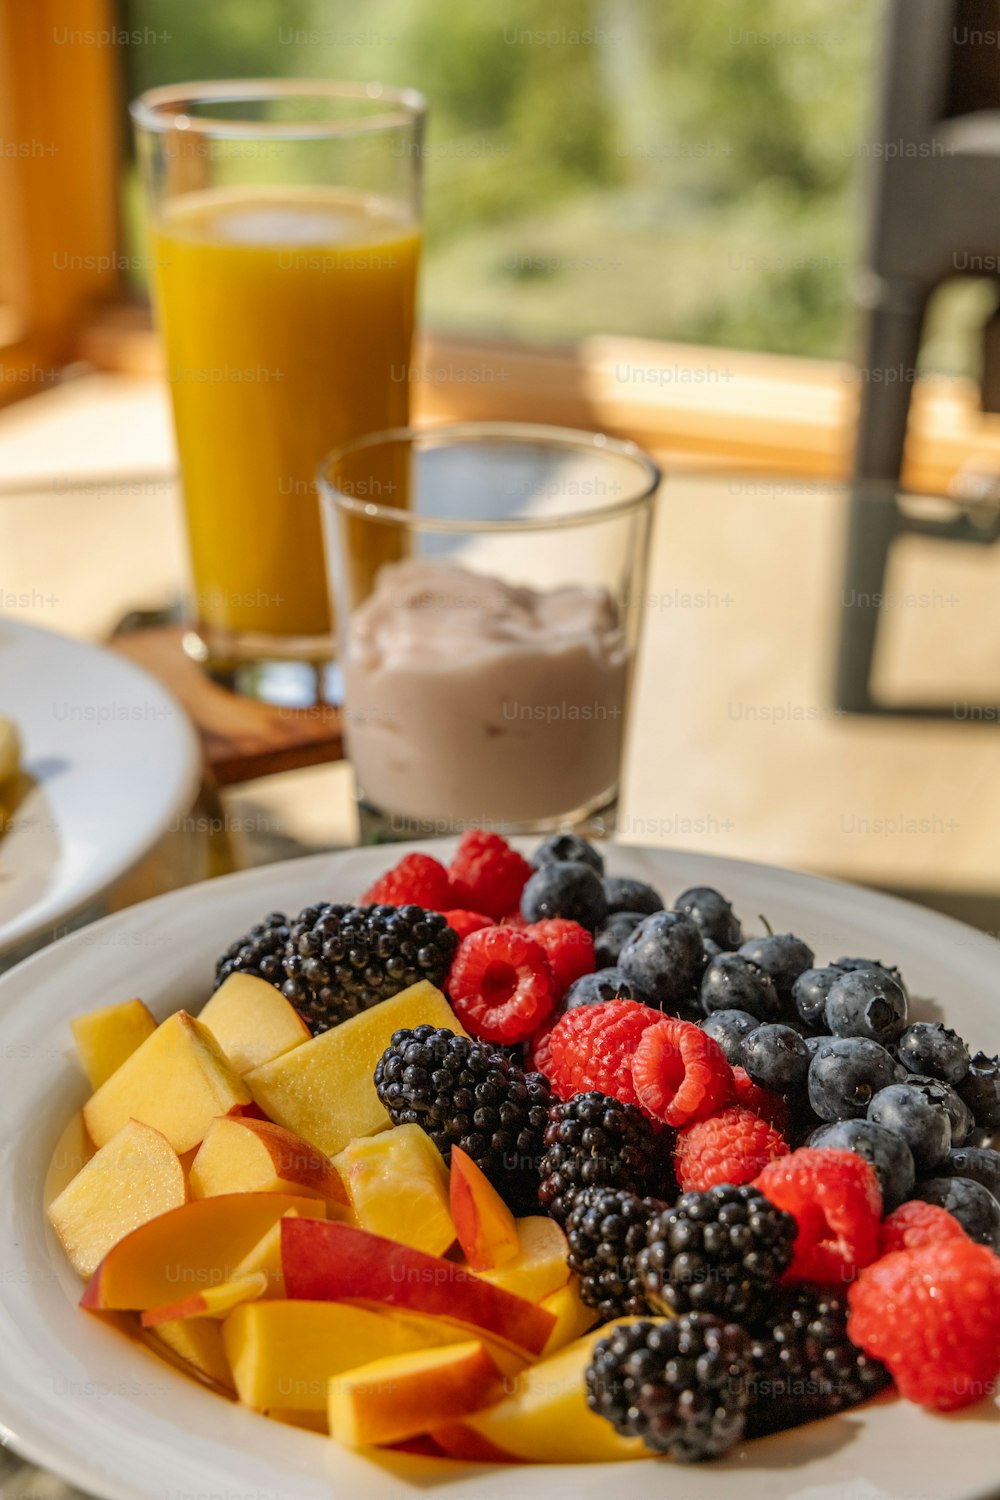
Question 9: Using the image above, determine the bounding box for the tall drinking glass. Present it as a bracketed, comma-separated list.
[318, 422, 661, 841]
[130, 80, 425, 703]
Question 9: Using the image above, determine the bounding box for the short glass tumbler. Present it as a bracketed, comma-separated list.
[318, 422, 660, 841]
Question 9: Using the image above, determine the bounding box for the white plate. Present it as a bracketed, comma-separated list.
[0, 619, 200, 956]
[0, 840, 998, 1500]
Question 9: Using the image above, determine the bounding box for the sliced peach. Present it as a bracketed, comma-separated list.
[80, 1192, 325, 1311]
[334, 1125, 454, 1257]
[71, 998, 157, 1089]
[229, 1210, 303, 1298]
[222, 1299, 459, 1413]
[83, 1010, 251, 1153]
[539, 1280, 599, 1354]
[475, 1215, 570, 1303]
[141, 1270, 268, 1327]
[281, 1218, 555, 1357]
[246, 980, 467, 1157]
[431, 1318, 671, 1462]
[198, 973, 310, 1075]
[145, 1317, 235, 1394]
[328, 1340, 504, 1449]
[189, 1116, 348, 1207]
[449, 1146, 519, 1271]
[47, 1119, 188, 1278]
[269, 1409, 329, 1434]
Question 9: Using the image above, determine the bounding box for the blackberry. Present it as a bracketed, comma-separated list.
[565, 1187, 665, 1320]
[639, 1184, 796, 1320]
[537, 1091, 666, 1225]
[214, 911, 290, 989]
[216, 903, 458, 1034]
[586, 1314, 752, 1462]
[747, 1285, 890, 1436]
[373, 1025, 549, 1212]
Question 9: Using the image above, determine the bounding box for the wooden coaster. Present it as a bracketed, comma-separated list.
[110, 625, 343, 787]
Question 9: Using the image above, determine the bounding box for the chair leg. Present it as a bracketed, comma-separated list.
[836, 292, 927, 711]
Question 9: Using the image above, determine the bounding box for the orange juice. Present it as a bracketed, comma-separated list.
[150, 187, 420, 642]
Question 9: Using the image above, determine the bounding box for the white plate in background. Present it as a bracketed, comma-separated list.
[0, 618, 200, 957]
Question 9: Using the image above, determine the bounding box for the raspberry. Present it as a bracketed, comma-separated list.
[441, 909, 494, 941]
[675, 1107, 789, 1192]
[525, 1014, 559, 1077]
[879, 1199, 969, 1255]
[448, 830, 532, 922]
[547, 999, 664, 1106]
[847, 1239, 1000, 1410]
[630, 1018, 733, 1127]
[755, 1148, 882, 1284]
[361, 852, 454, 910]
[523, 919, 595, 999]
[731, 1066, 791, 1133]
[447, 927, 554, 1043]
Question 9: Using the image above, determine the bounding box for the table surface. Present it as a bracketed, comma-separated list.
[2, 370, 1000, 1500]
[4, 370, 1000, 905]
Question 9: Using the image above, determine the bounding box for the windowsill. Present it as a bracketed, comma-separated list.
[63, 303, 1000, 495]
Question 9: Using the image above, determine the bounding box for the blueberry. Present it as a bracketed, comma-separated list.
[673, 886, 742, 950]
[741, 1023, 811, 1093]
[901, 1075, 974, 1146]
[868, 1083, 951, 1172]
[936, 1147, 1000, 1201]
[895, 1022, 970, 1085]
[562, 967, 651, 1010]
[700, 953, 782, 1022]
[520, 860, 608, 930]
[792, 967, 843, 1027]
[809, 1119, 916, 1211]
[532, 834, 603, 875]
[914, 1176, 1000, 1252]
[805, 1032, 834, 1059]
[738, 933, 814, 1002]
[594, 911, 645, 969]
[833, 956, 906, 993]
[807, 1037, 902, 1122]
[699, 1008, 760, 1067]
[619, 911, 705, 1006]
[824, 968, 908, 1045]
[602, 876, 663, 917]
[957, 1052, 1000, 1128]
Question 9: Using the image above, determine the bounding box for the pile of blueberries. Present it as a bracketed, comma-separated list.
[521, 835, 1000, 1249]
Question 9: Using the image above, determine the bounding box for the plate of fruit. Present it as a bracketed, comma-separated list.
[1, 832, 999, 1500]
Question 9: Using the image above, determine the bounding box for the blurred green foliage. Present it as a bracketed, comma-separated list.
[124, 0, 884, 357]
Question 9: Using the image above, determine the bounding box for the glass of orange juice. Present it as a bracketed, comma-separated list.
[130, 80, 425, 703]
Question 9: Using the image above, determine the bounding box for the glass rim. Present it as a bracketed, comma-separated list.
[316, 421, 662, 534]
[129, 78, 427, 140]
